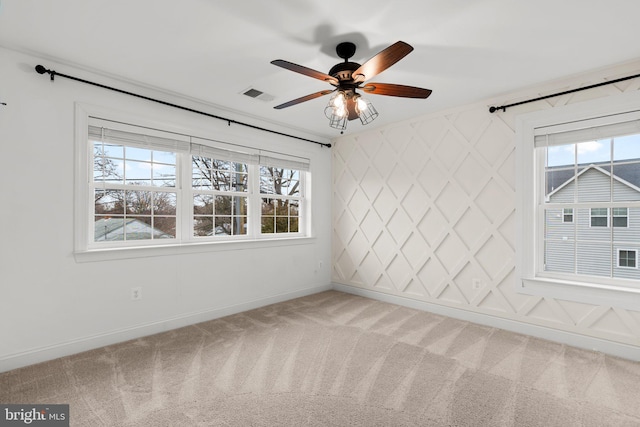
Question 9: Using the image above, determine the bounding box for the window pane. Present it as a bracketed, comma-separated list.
[125, 217, 153, 240]
[591, 217, 608, 227]
[95, 189, 125, 215]
[547, 144, 575, 168]
[215, 195, 232, 215]
[126, 147, 151, 162]
[94, 216, 125, 241]
[262, 199, 274, 216]
[194, 194, 213, 215]
[613, 134, 640, 161]
[612, 159, 640, 202]
[290, 217, 299, 233]
[545, 144, 575, 200]
[619, 250, 636, 268]
[275, 200, 289, 216]
[153, 150, 176, 164]
[125, 160, 151, 186]
[275, 217, 289, 233]
[261, 217, 274, 234]
[235, 196, 247, 216]
[260, 167, 300, 196]
[93, 154, 124, 184]
[545, 209, 575, 241]
[577, 139, 610, 165]
[152, 164, 176, 187]
[125, 191, 152, 215]
[233, 216, 248, 235]
[215, 217, 231, 235]
[154, 192, 176, 216]
[576, 243, 612, 277]
[193, 217, 213, 236]
[154, 217, 176, 238]
[544, 239, 575, 273]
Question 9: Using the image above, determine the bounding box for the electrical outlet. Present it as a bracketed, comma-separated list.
[318, 260, 323, 270]
[472, 278, 483, 290]
[131, 287, 142, 301]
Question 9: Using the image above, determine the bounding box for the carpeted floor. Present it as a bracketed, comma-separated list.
[2, 290, 640, 426]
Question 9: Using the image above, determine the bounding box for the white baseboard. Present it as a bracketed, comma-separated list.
[333, 283, 640, 361]
[0, 284, 332, 373]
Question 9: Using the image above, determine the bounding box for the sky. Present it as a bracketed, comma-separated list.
[547, 133, 640, 167]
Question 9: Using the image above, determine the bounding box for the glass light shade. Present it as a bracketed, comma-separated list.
[354, 95, 378, 125]
[325, 106, 347, 130]
[325, 91, 348, 130]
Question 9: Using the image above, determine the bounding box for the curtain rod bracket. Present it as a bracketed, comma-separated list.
[33, 64, 332, 148]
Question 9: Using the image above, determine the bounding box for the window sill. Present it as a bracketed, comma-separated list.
[74, 236, 317, 263]
[518, 276, 640, 311]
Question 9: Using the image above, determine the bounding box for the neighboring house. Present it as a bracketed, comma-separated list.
[94, 217, 173, 241]
[545, 164, 640, 280]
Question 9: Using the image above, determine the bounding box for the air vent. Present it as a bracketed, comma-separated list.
[241, 87, 275, 102]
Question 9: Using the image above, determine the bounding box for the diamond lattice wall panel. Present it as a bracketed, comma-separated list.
[332, 61, 640, 348]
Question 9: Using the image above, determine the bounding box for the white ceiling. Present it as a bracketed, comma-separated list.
[2, 0, 640, 140]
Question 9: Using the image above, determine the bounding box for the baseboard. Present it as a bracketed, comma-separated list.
[332, 283, 640, 361]
[0, 284, 332, 373]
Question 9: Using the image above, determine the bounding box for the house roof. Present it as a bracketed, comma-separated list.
[547, 162, 640, 199]
[94, 218, 172, 240]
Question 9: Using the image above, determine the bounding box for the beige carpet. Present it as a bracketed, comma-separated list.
[2, 290, 640, 426]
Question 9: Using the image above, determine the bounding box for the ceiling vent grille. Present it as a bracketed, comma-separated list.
[242, 87, 275, 102]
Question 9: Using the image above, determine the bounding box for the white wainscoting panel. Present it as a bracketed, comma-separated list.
[332, 60, 640, 350]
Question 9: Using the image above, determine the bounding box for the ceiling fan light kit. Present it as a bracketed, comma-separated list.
[271, 40, 432, 131]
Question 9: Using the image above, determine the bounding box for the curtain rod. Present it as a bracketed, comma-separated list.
[488, 72, 640, 114]
[34, 65, 331, 148]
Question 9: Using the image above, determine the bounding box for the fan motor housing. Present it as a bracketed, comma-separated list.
[329, 61, 361, 82]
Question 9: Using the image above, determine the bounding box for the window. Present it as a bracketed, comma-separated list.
[260, 166, 301, 234]
[618, 249, 637, 268]
[516, 93, 640, 309]
[612, 207, 628, 228]
[590, 208, 608, 227]
[562, 208, 574, 223]
[81, 117, 310, 252]
[192, 156, 248, 237]
[540, 126, 640, 281]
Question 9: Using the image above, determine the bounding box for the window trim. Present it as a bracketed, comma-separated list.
[74, 104, 314, 261]
[515, 90, 640, 310]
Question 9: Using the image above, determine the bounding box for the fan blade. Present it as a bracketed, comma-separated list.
[361, 83, 432, 99]
[274, 90, 334, 109]
[352, 41, 413, 83]
[271, 60, 339, 85]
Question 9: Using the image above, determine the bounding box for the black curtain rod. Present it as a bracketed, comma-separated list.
[488, 72, 640, 114]
[34, 65, 331, 148]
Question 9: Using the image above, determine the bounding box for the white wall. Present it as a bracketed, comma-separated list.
[0, 47, 332, 372]
[332, 59, 640, 358]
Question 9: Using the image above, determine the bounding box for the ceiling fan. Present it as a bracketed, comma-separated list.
[271, 41, 432, 130]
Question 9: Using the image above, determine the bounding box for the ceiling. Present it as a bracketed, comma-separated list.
[2, 0, 640, 140]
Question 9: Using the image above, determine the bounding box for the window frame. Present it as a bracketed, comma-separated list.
[617, 249, 637, 269]
[74, 104, 314, 262]
[515, 90, 640, 311]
